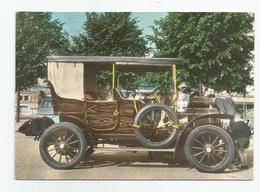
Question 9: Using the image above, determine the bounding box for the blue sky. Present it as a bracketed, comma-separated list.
[52, 12, 167, 37]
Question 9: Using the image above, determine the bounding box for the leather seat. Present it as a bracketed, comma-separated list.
[84, 91, 97, 101]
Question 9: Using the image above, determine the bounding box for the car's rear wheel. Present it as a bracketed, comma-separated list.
[184, 125, 235, 173]
[39, 122, 87, 169]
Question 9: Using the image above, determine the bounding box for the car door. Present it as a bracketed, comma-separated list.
[85, 100, 119, 131]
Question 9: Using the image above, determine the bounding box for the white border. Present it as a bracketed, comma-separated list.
[0, 1, 259, 192]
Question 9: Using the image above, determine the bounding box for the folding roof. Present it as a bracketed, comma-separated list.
[47, 56, 183, 99]
[47, 56, 183, 71]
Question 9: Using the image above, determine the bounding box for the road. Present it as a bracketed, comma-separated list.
[15, 130, 253, 180]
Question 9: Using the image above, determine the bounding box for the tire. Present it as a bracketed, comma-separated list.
[39, 122, 87, 169]
[184, 125, 235, 173]
[133, 104, 179, 148]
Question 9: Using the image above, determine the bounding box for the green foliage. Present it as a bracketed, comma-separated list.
[151, 13, 254, 94]
[118, 72, 140, 90]
[16, 12, 70, 90]
[144, 72, 170, 95]
[72, 12, 148, 89]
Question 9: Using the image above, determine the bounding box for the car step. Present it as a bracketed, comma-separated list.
[95, 147, 175, 152]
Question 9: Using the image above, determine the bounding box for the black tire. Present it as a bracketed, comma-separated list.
[39, 122, 87, 169]
[184, 125, 235, 173]
[133, 104, 179, 148]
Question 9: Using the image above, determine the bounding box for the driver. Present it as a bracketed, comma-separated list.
[172, 83, 188, 101]
[173, 83, 190, 113]
[178, 82, 189, 94]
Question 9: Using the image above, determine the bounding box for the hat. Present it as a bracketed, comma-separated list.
[234, 113, 243, 122]
[178, 83, 187, 88]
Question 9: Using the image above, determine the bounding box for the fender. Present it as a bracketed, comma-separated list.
[59, 114, 93, 138]
[18, 117, 55, 138]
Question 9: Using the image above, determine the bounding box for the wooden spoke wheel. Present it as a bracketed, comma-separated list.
[184, 125, 235, 173]
[39, 122, 87, 169]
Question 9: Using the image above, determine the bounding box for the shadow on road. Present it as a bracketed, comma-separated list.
[76, 150, 252, 174]
[77, 151, 186, 169]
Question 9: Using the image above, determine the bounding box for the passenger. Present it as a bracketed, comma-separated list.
[231, 113, 251, 169]
[106, 85, 113, 101]
[203, 87, 215, 98]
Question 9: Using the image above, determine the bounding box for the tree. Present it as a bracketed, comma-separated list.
[151, 13, 254, 95]
[16, 12, 70, 121]
[72, 12, 148, 89]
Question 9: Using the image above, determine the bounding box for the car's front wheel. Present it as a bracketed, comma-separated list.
[184, 125, 235, 173]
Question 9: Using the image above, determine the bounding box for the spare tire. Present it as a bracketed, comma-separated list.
[133, 104, 179, 148]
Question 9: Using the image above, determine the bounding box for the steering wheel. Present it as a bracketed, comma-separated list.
[151, 87, 160, 95]
[141, 87, 160, 103]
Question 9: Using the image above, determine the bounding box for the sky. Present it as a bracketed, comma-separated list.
[52, 12, 167, 37]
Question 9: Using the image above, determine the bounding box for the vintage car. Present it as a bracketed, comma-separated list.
[35, 56, 235, 172]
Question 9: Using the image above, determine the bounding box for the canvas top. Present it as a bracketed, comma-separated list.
[47, 56, 184, 67]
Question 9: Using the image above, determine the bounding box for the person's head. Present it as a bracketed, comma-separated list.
[234, 113, 242, 122]
[178, 83, 188, 92]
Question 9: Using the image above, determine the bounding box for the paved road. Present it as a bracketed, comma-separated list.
[15, 130, 253, 180]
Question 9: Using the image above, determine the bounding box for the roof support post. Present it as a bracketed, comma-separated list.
[172, 64, 177, 111]
[112, 63, 116, 89]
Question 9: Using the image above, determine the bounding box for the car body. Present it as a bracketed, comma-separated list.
[32, 56, 236, 172]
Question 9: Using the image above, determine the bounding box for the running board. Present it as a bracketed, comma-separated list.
[95, 147, 175, 152]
